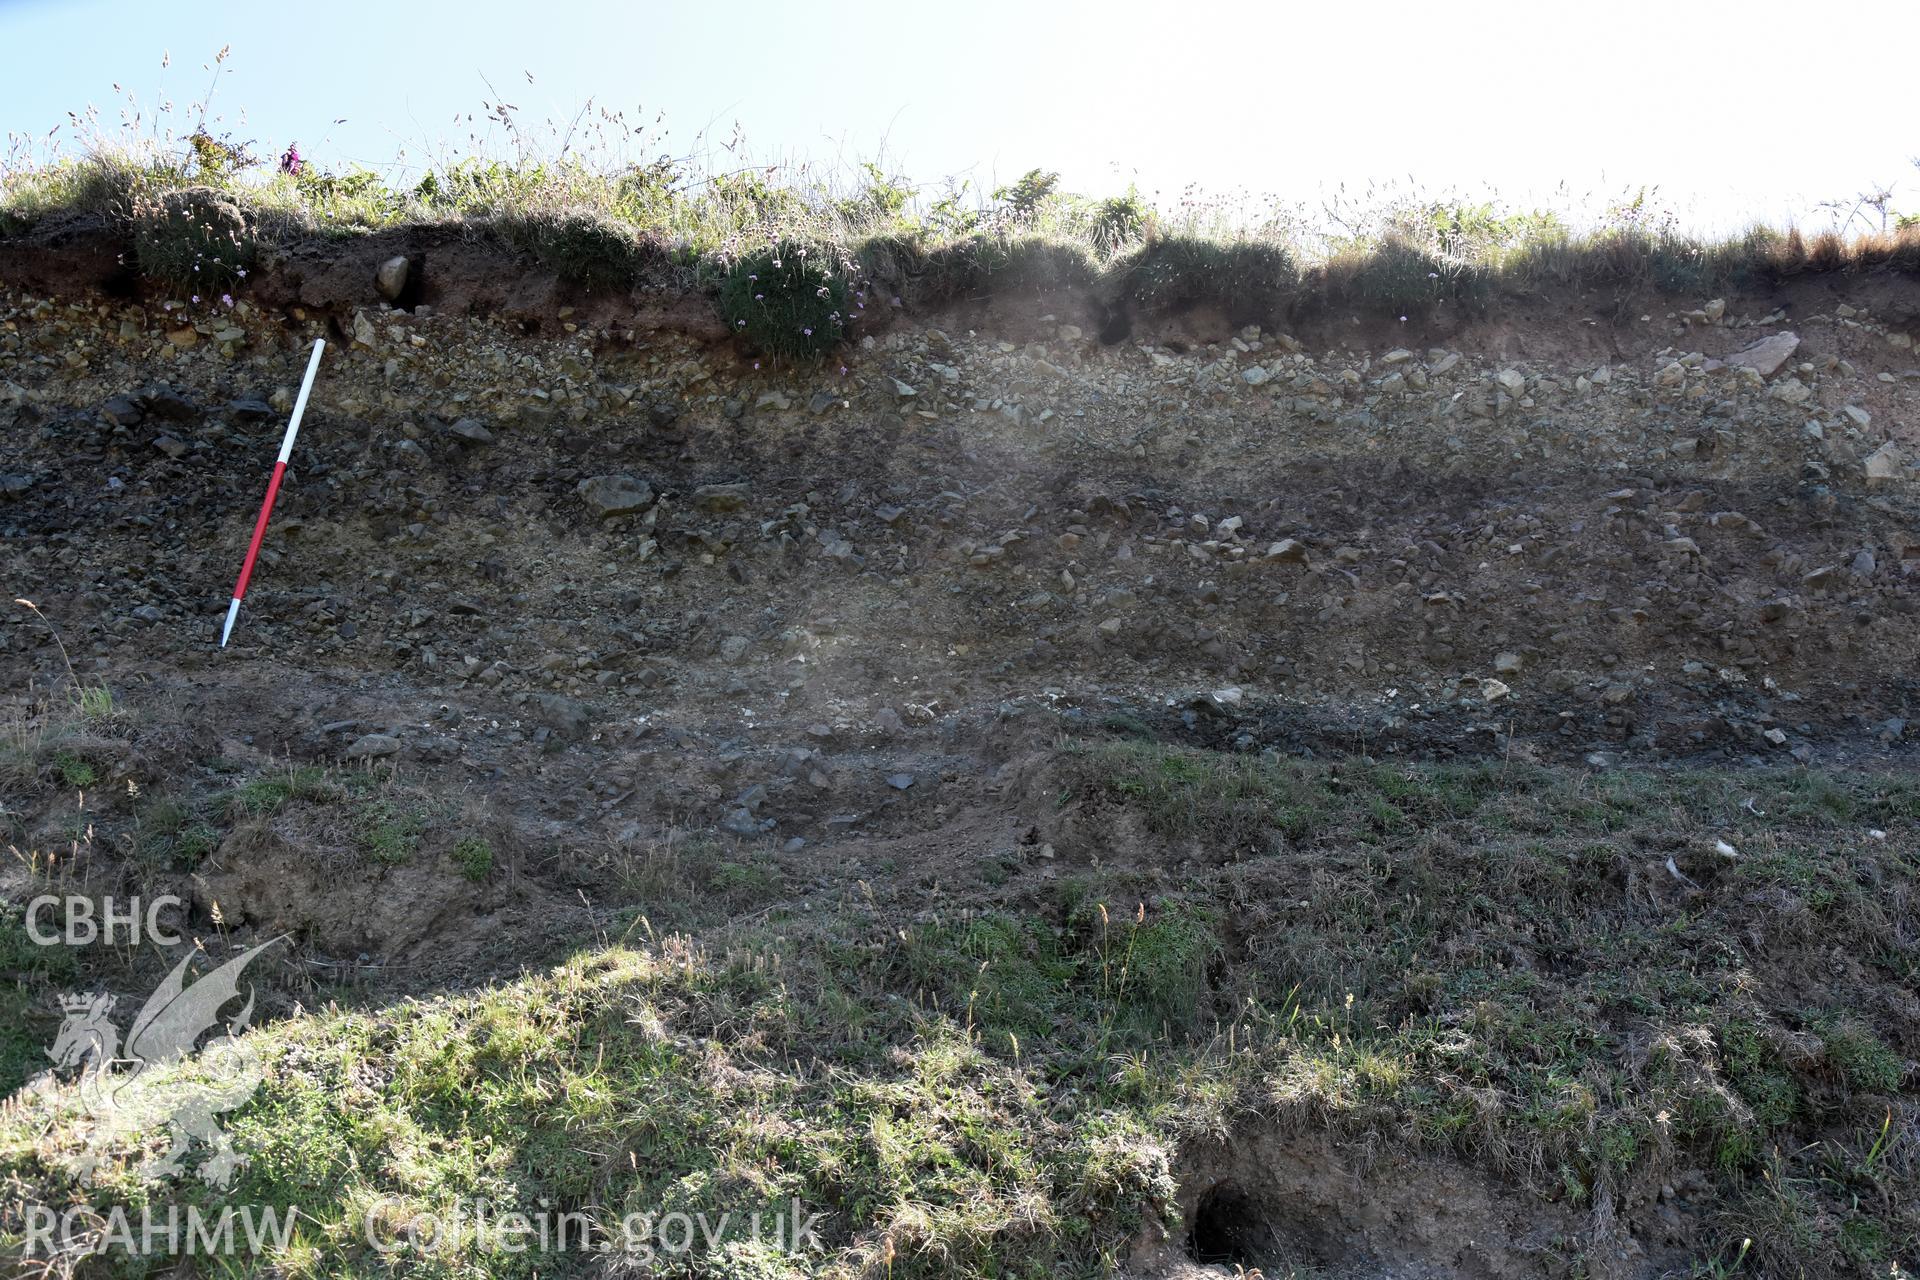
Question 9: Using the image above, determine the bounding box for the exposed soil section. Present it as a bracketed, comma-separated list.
[3, 251, 1919, 1276]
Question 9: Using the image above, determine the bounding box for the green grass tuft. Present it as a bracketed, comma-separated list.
[1120, 237, 1299, 322]
[135, 795, 220, 868]
[507, 208, 649, 289]
[451, 835, 495, 882]
[223, 765, 335, 817]
[1322, 234, 1492, 319]
[50, 749, 96, 790]
[359, 795, 428, 866]
[1821, 1021, 1904, 1094]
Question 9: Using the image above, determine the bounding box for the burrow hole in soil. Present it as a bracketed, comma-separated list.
[1187, 1181, 1280, 1268]
[392, 254, 428, 312]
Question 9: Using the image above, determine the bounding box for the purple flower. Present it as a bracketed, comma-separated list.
[191, 294, 200, 304]
[221, 293, 233, 306]
[802, 327, 812, 336]
[737, 319, 746, 327]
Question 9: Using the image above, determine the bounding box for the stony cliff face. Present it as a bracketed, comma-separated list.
[3, 269, 1916, 771]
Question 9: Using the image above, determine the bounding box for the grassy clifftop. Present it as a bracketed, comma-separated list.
[8, 138, 1920, 350]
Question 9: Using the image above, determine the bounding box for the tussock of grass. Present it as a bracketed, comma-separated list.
[0, 904, 76, 981]
[49, 749, 96, 790]
[221, 764, 338, 818]
[0, 149, 176, 230]
[503, 207, 653, 288]
[599, 831, 789, 928]
[0, 681, 122, 807]
[1318, 234, 1492, 320]
[357, 794, 429, 866]
[450, 835, 495, 882]
[1119, 237, 1300, 321]
[133, 795, 220, 869]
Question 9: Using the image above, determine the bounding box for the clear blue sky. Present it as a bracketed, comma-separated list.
[4, 0, 1916, 233]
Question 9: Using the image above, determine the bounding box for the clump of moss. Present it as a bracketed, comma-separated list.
[132, 185, 255, 293]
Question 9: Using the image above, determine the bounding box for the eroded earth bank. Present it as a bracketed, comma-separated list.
[3, 254, 1919, 1278]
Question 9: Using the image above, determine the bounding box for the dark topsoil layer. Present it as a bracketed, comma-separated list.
[8, 211, 1920, 356]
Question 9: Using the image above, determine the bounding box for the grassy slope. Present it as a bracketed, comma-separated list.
[3, 720, 1917, 1278]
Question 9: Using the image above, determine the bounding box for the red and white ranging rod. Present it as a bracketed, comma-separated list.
[219, 338, 326, 648]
